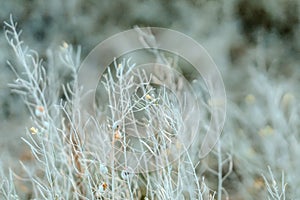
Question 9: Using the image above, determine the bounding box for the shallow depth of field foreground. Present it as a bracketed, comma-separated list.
[0, 1, 299, 200]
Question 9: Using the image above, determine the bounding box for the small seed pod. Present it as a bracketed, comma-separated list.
[121, 168, 134, 180]
[112, 120, 121, 131]
[95, 182, 108, 197]
[114, 129, 123, 140]
[29, 127, 38, 135]
[99, 164, 108, 175]
[35, 106, 45, 117]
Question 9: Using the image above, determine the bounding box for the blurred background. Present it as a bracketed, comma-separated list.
[0, 0, 299, 199]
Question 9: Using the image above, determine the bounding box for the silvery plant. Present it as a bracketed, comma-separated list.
[0, 15, 292, 200]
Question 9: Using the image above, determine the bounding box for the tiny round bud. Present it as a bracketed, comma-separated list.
[121, 168, 134, 180]
[29, 127, 38, 135]
[95, 182, 108, 197]
[35, 106, 45, 117]
[100, 164, 108, 175]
